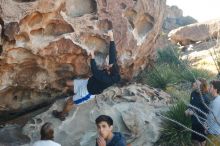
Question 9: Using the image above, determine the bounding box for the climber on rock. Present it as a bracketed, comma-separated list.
[52, 30, 121, 121]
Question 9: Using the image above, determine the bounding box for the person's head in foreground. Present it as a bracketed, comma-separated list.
[209, 80, 220, 97]
[192, 79, 201, 91]
[95, 115, 126, 146]
[96, 115, 113, 140]
[40, 122, 54, 140]
[192, 78, 208, 94]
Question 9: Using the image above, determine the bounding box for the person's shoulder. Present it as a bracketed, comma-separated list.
[202, 93, 210, 101]
[47, 140, 61, 146]
[49, 140, 61, 146]
[51, 141, 61, 146]
[32, 140, 46, 146]
[215, 95, 220, 103]
[216, 95, 220, 99]
[33, 140, 61, 146]
[115, 140, 126, 146]
[191, 90, 198, 97]
[113, 132, 126, 146]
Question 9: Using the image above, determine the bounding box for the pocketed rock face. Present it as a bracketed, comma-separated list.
[0, 0, 165, 118]
[22, 84, 171, 146]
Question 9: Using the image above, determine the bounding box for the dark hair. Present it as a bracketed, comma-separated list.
[95, 115, 113, 126]
[210, 80, 220, 94]
[40, 122, 54, 140]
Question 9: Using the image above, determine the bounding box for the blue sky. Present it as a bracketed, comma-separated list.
[167, 0, 220, 22]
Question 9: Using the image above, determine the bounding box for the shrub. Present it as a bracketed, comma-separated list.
[166, 85, 191, 101]
[157, 100, 191, 146]
[138, 64, 179, 89]
[157, 47, 181, 65]
[175, 66, 214, 82]
[137, 46, 213, 89]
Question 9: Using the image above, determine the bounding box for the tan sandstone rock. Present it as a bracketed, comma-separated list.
[22, 84, 171, 146]
[0, 0, 166, 115]
[154, 5, 197, 50]
[0, 25, 2, 41]
[168, 19, 220, 46]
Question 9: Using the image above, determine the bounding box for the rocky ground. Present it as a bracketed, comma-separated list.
[20, 84, 171, 146]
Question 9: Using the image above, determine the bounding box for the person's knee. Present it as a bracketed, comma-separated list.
[66, 97, 74, 105]
[66, 80, 74, 87]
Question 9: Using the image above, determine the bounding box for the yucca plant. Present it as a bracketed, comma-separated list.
[143, 63, 179, 89]
[165, 85, 191, 101]
[174, 66, 213, 82]
[137, 45, 213, 89]
[157, 47, 186, 66]
[138, 62, 212, 90]
[157, 101, 191, 146]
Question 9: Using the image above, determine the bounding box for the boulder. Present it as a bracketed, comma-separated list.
[0, 0, 166, 117]
[21, 84, 171, 146]
[163, 6, 197, 32]
[168, 19, 220, 46]
[154, 5, 197, 50]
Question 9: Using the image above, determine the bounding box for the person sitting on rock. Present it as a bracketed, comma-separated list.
[95, 115, 126, 146]
[33, 122, 61, 146]
[52, 30, 121, 121]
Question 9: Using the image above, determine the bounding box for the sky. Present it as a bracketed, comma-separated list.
[167, 0, 220, 22]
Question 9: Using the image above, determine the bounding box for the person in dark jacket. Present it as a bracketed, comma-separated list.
[95, 115, 126, 146]
[185, 78, 210, 146]
[52, 30, 121, 121]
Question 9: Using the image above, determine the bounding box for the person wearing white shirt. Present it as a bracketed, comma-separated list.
[33, 122, 61, 146]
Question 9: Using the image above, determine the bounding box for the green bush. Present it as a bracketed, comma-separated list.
[166, 85, 191, 101]
[175, 66, 213, 82]
[137, 63, 180, 89]
[157, 100, 191, 146]
[137, 47, 213, 89]
[137, 47, 183, 89]
[157, 47, 186, 66]
[138, 63, 212, 90]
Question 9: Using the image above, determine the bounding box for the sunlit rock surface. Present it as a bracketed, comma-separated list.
[0, 0, 166, 117]
[168, 19, 220, 74]
[22, 84, 171, 146]
[153, 5, 197, 50]
[168, 19, 220, 46]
